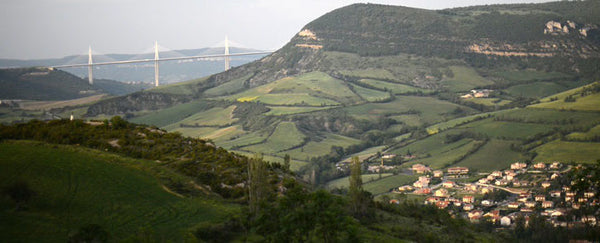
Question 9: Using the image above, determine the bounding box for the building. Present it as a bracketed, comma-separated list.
[436, 201, 450, 209]
[550, 191, 562, 198]
[414, 188, 431, 195]
[542, 201, 554, 208]
[463, 196, 475, 204]
[535, 195, 546, 202]
[541, 181, 552, 189]
[433, 170, 444, 178]
[435, 189, 449, 197]
[412, 164, 431, 174]
[463, 204, 474, 211]
[442, 181, 456, 188]
[533, 162, 546, 169]
[525, 201, 537, 208]
[398, 185, 414, 192]
[481, 200, 493, 206]
[550, 162, 562, 169]
[511, 162, 527, 170]
[508, 202, 520, 209]
[447, 167, 469, 175]
[501, 216, 512, 226]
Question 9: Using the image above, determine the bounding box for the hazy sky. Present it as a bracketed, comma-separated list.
[0, 0, 554, 59]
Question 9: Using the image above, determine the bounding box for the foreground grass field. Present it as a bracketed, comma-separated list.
[0, 141, 238, 242]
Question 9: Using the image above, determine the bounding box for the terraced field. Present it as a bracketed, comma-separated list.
[0, 141, 238, 242]
[240, 122, 306, 154]
[443, 66, 494, 92]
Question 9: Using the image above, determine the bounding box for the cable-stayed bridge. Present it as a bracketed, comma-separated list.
[49, 37, 273, 87]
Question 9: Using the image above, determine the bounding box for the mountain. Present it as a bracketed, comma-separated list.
[0, 47, 268, 84]
[17, 1, 600, 192]
[0, 67, 150, 101]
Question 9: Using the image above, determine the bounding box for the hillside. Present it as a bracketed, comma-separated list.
[0, 140, 238, 242]
[0, 67, 150, 100]
[49, 2, 600, 189]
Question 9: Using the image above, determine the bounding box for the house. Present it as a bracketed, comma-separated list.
[435, 189, 449, 197]
[412, 164, 431, 174]
[535, 195, 546, 202]
[468, 210, 483, 221]
[463, 195, 475, 204]
[481, 200, 493, 206]
[511, 162, 527, 170]
[506, 174, 515, 181]
[463, 203, 474, 211]
[453, 201, 462, 207]
[541, 181, 552, 189]
[436, 201, 450, 209]
[484, 210, 500, 223]
[551, 173, 560, 180]
[442, 181, 456, 188]
[413, 180, 429, 188]
[585, 191, 595, 198]
[389, 199, 400, 204]
[481, 187, 493, 194]
[381, 154, 396, 159]
[508, 202, 520, 209]
[533, 162, 546, 169]
[447, 167, 469, 175]
[582, 216, 597, 226]
[398, 185, 414, 192]
[501, 216, 512, 226]
[550, 162, 562, 169]
[414, 188, 431, 195]
[491, 171, 503, 177]
[565, 196, 574, 202]
[550, 190, 561, 198]
[525, 201, 537, 208]
[425, 197, 439, 204]
[566, 191, 576, 197]
[433, 170, 444, 177]
[495, 179, 508, 186]
[578, 197, 588, 203]
[465, 183, 478, 192]
[542, 201, 554, 208]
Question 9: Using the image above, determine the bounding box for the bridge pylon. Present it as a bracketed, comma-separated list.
[88, 46, 93, 85]
[224, 36, 230, 71]
[154, 41, 160, 87]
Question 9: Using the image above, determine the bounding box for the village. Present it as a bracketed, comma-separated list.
[387, 161, 599, 229]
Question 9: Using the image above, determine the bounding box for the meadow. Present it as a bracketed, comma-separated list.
[0, 141, 238, 242]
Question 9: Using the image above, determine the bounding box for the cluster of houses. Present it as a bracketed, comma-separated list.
[391, 162, 599, 228]
[460, 89, 493, 99]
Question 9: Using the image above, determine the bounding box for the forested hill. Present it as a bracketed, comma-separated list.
[0, 67, 150, 100]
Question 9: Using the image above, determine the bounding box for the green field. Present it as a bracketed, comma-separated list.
[216, 131, 269, 149]
[362, 175, 418, 195]
[202, 125, 247, 142]
[390, 114, 421, 127]
[203, 74, 252, 97]
[337, 69, 397, 81]
[264, 106, 332, 116]
[454, 139, 527, 172]
[225, 71, 360, 105]
[566, 125, 600, 141]
[163, 105, 238, 130]
[326, 173, 393, 190]
[534, 140, 600, 164]
[444, 66, 494, 92]
[455, 119, 556, 140]
[504, 82, 568, 98]
[241, 122, 306, 154]
[358, 79, 426, 94]
[280, 133, 361, 161]
[129, 101, 219, 127]
[495, 70, 572, 83]
[426, 112, 496, 134]
[340, 145, 387, 163]
[406, 139, 482, 169]
[0, 141, 238, 242]
[463, 98, 511, 107]
[350, 84, 391, 102]
[345, 96, 471, 124]
[531, 92, 600, 111]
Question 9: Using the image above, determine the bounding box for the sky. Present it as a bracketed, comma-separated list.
[0, 0, 555, 60]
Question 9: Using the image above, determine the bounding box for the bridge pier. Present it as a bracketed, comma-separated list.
[88, 46, 93, 85]
[154, 41, 160, 87]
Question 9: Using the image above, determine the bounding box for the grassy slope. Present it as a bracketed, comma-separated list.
[534, 140, 600, 163]
[454, 139, 527, 172]
[443, 66, 494, 92]
[241, 122, 306, 154]
[0, 141, 238, 242]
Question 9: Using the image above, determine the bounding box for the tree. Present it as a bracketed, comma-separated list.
[3, 180, 35, 211]
[283, 154, 291, 171]
[248, 154, 270, 216]
[68, 224, 109, 243]
[349, 156, 372, 219]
